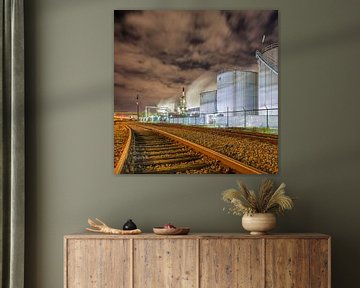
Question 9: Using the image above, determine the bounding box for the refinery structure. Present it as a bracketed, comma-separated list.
[139, 43, 278, 129]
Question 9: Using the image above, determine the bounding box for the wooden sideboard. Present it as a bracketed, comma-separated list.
[64, 233, 330, 288]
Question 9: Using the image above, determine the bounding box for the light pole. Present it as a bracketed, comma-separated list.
[136, 94, 139, 121]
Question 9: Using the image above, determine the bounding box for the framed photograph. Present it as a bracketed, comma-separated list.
[114, 10, 278, 174]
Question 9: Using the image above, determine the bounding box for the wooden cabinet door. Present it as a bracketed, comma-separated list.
[309, 239, 330, 288]
[266, 239, 309, 288]
[200, 239, 264, 288]
[133, 239, 198, 288]
[265, 239, 329, 288]
[66, 239, 131, 288]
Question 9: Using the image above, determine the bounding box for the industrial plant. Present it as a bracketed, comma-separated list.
[139, 43, 278, 130]
[114, 11, 279, 174]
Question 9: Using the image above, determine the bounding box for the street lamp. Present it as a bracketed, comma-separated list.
[136, 94, 139, 121]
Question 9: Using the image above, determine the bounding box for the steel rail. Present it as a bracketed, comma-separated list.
[160, 124, 278, 144]
[141, 125, 264, 174]
[114, 124, 133, 174]
[220, 130, 278, 145]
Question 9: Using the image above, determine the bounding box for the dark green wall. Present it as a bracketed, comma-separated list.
[25, 0, 360, 287]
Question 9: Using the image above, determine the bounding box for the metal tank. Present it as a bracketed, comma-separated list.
[200, 90, 217, 114]
[256, 44, 278, 115]
[235, 71, 258, 112]
[216, 70, 258, 113]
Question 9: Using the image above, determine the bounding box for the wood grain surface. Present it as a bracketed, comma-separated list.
[133, 239, 198, 288]
[265, 239, 310, 287]
[66, 239, 131, 288]
[65, 233, 330, 240]
[64, 234, 330, 288]
[309, 239, 330, 288]
[200, 239, 264, 288]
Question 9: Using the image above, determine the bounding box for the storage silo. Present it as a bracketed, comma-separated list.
[216, 70, 258, 113]
[216, 71, 235, 113]
[200, 90, 217, 114]
[235, 71, 258, 113]
[256, 44, 278, 115]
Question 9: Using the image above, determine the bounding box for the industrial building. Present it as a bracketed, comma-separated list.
[197, 43, 278, 127]
[200, 90, 217, 114]
[256, 43, 278, 115]
[216, 70, 258, 114]
[174, 87, 187, 115]
[155, 43, 278, 128]
[187, 107, 200, 116]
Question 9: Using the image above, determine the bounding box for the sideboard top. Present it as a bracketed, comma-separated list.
[64, 232, 330, 240]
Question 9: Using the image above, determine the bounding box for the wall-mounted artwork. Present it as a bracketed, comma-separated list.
[114, 10, 278, 174]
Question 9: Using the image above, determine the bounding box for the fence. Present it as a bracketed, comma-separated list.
[140, 108, 278, 129]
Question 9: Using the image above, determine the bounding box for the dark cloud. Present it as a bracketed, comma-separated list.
[177, 60, 212, 71]
[114, 10, 278, 111]
[172, 77, 188, 84]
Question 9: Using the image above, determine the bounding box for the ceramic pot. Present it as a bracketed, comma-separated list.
[242, 213, 276, 235]
[123, 219, 137, 230]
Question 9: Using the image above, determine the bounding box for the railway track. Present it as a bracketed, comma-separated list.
[151, 123, 278, 145]
[219, 128, 278, 144]
[114, 123, 264, 174]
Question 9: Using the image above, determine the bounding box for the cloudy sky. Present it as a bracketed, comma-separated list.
[114, 10, 278, 112]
